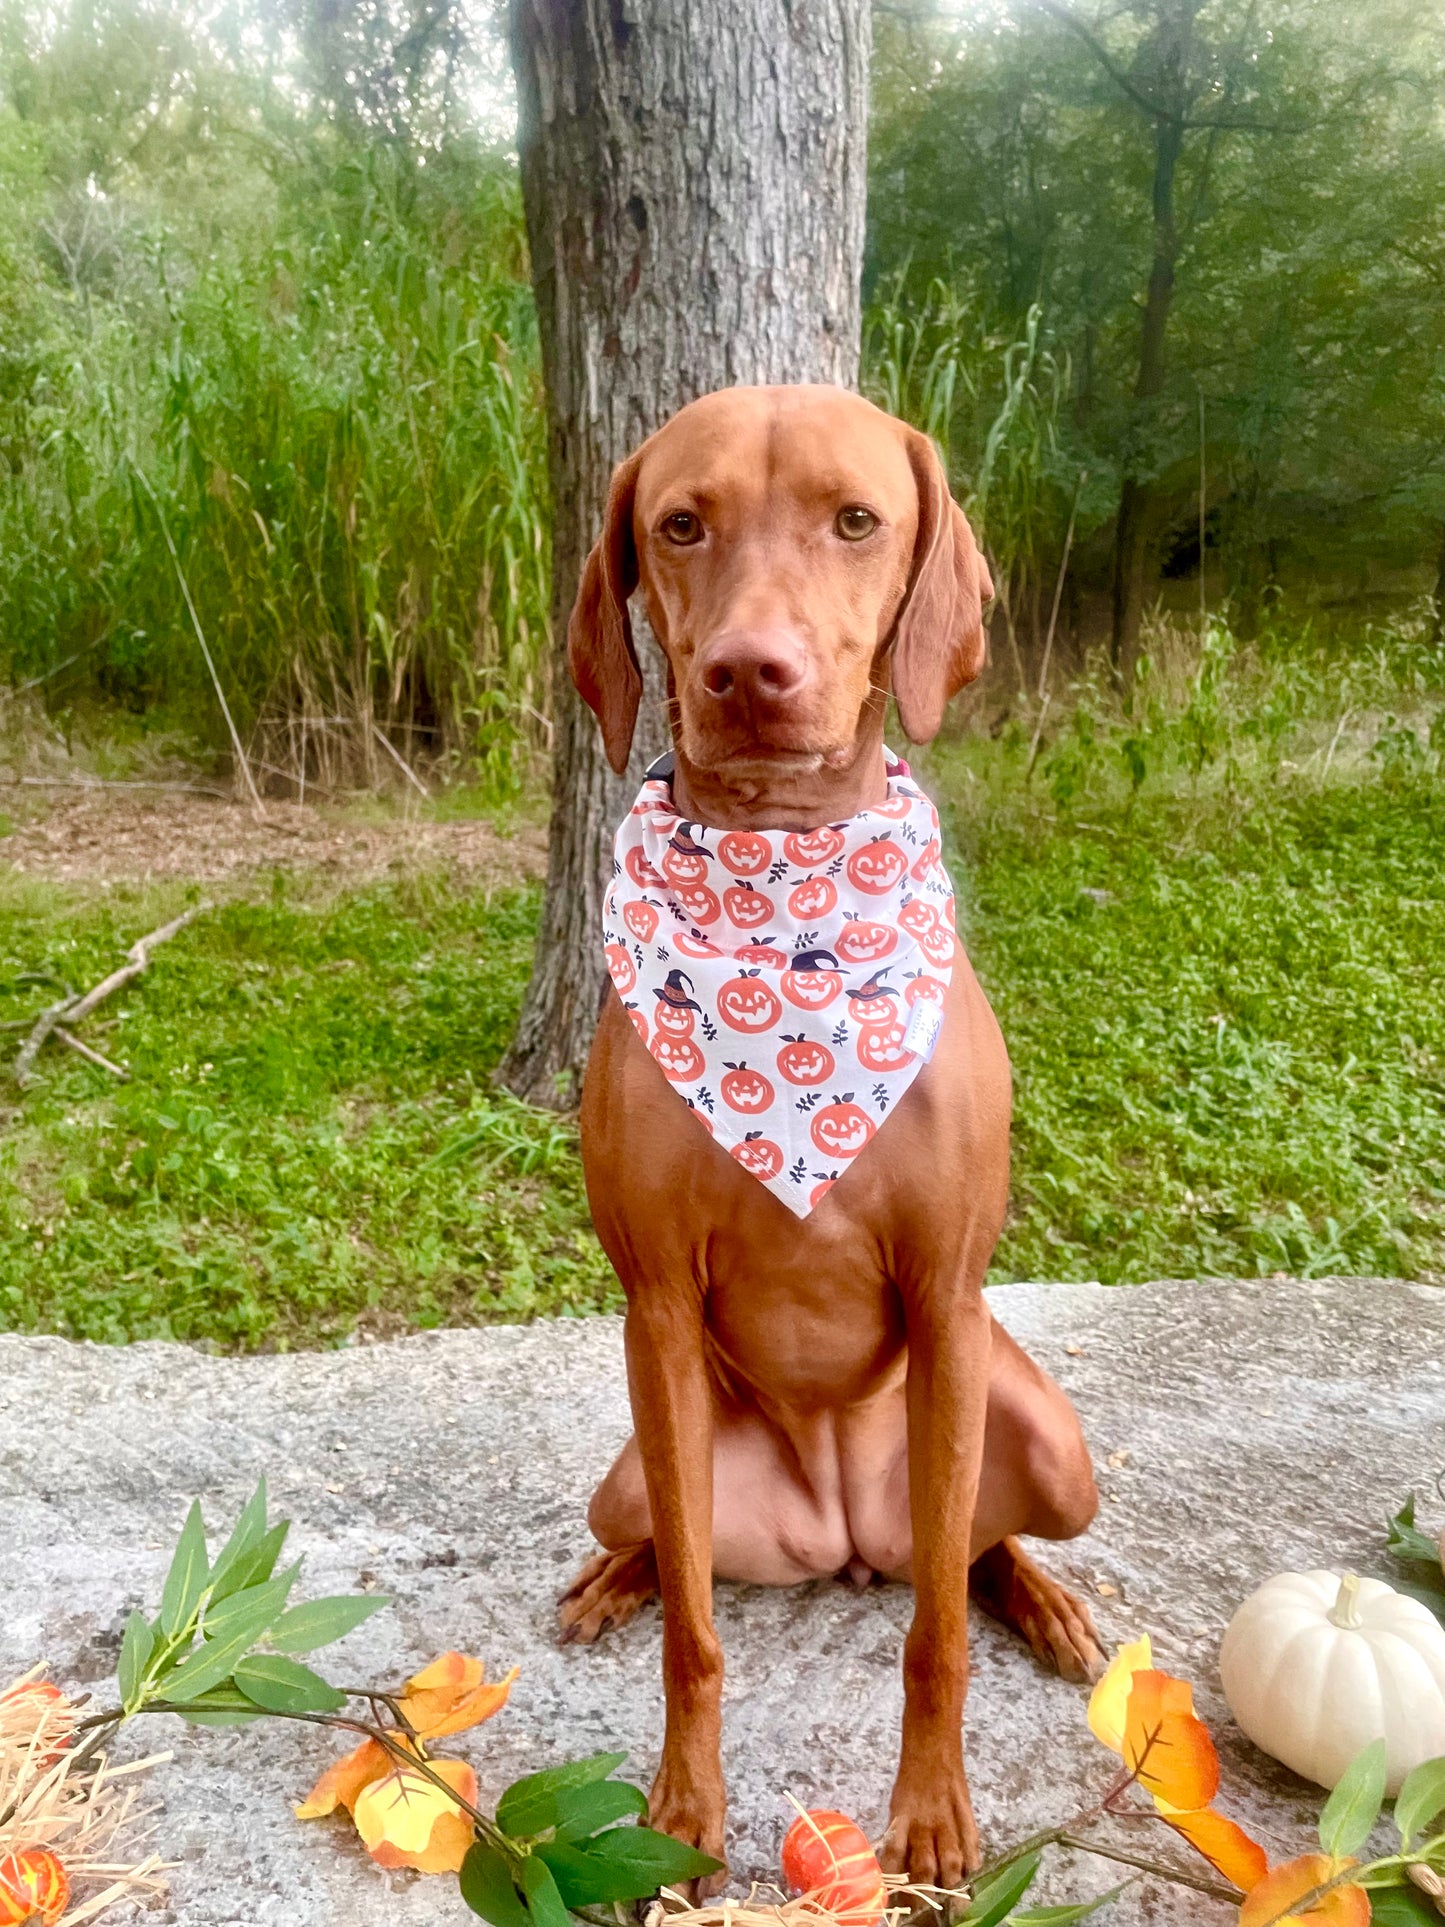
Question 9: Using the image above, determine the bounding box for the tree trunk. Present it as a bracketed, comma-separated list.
[1431, 521, 1445, 647]
[499, 0, 870, 1105]
[1111, 108, 1184, 678]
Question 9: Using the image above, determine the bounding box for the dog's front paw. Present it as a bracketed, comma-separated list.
[882, 1763, 979, 1892]
[649, 1752, 728, 1900]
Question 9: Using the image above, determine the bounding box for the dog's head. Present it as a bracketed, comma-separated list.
[568, 385, 993, 778]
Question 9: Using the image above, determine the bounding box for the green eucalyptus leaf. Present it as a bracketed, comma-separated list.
[117, 1610, 155, 1712]
[1396, 1756, 1445, 1846]
[459, 1843, 531, 1927]
[268, 1592, 389, 1655]
[208, 1479, 270, 1600]
[159, 1595, 280, 1702]
[204, 1567, 299, 1643]
[174, 1687, 266, 1728]
[961, 1851, 1042, 1927]
[234, 1654, 346, 1714]
[1319, 1740, 1388, 1857]
[1368, 1887, 1440, 1927]
[496, 1752, 629, 1837]
[1386, 1497, 1442, 1570]
[582, 1823, 723, 1883]
[1009, 1883, 1132, 1924]
[159, 1501, 210, 1638]
[552, 1778, 650, 1843]
[518, 1852, 572, 1927]
[209, 1520, 289, 1605]
[535, 1840, 670, 1906]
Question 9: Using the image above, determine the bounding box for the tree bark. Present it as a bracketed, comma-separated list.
[1431, 521, 1445, 647]
[499, 0, 871, 1105]
[1111, 105, 1183, 677]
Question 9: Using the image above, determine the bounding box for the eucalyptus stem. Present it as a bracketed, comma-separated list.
[1056, 1833, 1243, 1904]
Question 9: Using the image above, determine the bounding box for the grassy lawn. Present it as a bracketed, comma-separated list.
[2, 630, 1442, 1347]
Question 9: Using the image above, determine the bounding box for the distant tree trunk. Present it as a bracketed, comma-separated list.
[1432, 521, 1445, 647]
[499, 0, 870, 1106]
[1112, 107, 1183, 678]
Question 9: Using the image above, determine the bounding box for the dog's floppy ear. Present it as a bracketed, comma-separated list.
[889, 429, 993, 743]
[568, 453, 643, 775]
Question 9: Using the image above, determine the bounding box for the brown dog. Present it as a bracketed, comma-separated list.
[559, 386, 1103, 1890]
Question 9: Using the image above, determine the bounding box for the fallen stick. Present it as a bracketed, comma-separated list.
[55, 1026, 129, 1080]
[13, 903, 211, 1087]
[370, 722, 430, 799]
[14, 776, 232, 799]
[66, 905, 211, 1026]
[13, 994, 78, 1087]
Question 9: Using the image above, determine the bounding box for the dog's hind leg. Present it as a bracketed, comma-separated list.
[969, 1536, 1104, 1682]
[558, 1543, 659, 1644]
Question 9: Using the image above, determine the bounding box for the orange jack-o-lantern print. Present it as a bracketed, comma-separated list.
[675, 881, 722, 926]
[625, 844, 666, 890]
[780, 949, 843, 1011]
[810, 1097, 877, 1160]
[731, 1133, 784, 1180]
[718, 972, 783, 1034]
[846, 837, 908, 895]
[784, 824, 846, 867]
[604, 941, 637, 997]
[777, 1035, 835, 1086]
[724, 883, 775, 930]
[721, 1063, 775, 1114]
[835, 920, 897, 964]
[788, 874, 838, 920]
[651, 1031, 705, 1082]
[623, 898, 659, 943]
[858, 1018, 915, 1073]
[718, 830, 773, 876]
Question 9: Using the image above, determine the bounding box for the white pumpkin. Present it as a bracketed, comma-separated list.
[1220, 1570, 1445, 1796]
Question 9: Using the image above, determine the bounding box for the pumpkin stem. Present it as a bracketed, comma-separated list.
[1328, 1571, 1363, 1629]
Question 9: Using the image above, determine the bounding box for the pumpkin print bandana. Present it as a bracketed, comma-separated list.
[603, 751, 957, 1216]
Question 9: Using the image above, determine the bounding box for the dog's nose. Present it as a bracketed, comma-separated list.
[699, 629, 810, 707]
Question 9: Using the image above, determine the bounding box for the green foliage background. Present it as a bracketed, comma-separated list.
[1, 0, 1443, 1343]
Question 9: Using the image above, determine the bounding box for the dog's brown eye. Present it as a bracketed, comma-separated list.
[662, 510, 702, 545]
[836, 505, 878, 541]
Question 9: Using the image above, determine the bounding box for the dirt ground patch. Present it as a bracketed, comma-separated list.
[0, 783, 547, 887]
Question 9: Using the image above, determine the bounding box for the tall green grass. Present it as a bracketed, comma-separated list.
[0, 138, 550, 795]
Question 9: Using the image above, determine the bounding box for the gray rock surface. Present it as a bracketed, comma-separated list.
[4, 1278, 1443, 1925]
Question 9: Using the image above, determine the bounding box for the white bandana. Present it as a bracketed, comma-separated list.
[602, 752, 957, 1216]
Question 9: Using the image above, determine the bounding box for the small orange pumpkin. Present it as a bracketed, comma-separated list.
[0, 1848, 70, 1927]
[781, 1809, 886, 1926]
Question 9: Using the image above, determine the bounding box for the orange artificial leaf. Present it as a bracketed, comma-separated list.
[1087, 1635, 1154, 1757]
[295, 1737, 391, 1820]
[1122, 1670, 1220, 1812]
[354, 1757, 479, 1874]
[1237, 1854, 1370, 1927]
[1160, 1803, 1269, 1893]
[397, 1653, 520, 1740]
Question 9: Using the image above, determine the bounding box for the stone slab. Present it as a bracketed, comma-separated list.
[4, 1278, 1444, 1924]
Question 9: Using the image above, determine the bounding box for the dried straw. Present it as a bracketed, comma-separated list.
[1, 1667, 172, 1922]
[649, 1876, 952, 1927]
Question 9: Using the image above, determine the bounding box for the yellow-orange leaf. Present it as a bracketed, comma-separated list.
[398, 1653, 519, 1740]
[1237, 1854, 1370, 1927]
[1159, 1803, 1269, 1893]
[354, 1757, 479, 1874]
[1122, 1670, 1219, 1812]
[1087, 1635, 1153, 1756]
[295, 1738, 391, 1820]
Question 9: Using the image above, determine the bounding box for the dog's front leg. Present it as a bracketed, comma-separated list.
[624, 1284, 727, 1891]
[885, 1281, 993, 1889]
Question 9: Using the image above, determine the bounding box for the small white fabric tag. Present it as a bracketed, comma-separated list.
[902, 998, 944, 1062]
